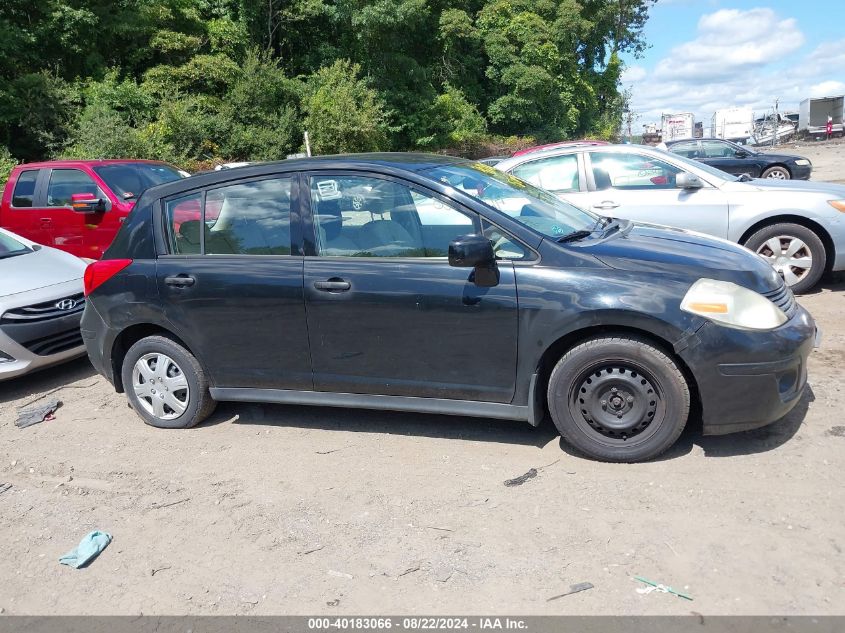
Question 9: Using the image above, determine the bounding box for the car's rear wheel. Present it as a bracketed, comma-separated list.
[744, 223, 826, 294]
[121, 335, 216, 429]
[761, 165, 790, 179]
[547, 336, 690, 463]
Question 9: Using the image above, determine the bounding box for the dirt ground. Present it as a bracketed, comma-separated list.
[1, 147, 845, 617]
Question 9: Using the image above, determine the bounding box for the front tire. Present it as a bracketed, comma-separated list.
[744, 222, 825, 294]
[547, 336, 690, 463]
[121, 335, 216, 429]
[761, 165, 790, 179]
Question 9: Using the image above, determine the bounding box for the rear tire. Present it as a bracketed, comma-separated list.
[744, 222, 825, 294]
[547, 336, 690, 463]
[121, 335, 216, 429]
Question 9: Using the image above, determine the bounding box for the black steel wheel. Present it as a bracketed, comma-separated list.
[548, 336, 690, 462]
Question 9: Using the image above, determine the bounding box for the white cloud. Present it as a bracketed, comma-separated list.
[624, 7, 845, 127]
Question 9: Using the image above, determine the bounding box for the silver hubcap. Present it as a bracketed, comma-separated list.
[132, 353, 190, 419]
[756, 236, 812, 287]
[766, 169, 787, 179]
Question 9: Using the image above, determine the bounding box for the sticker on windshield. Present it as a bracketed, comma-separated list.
[315, 180, 341, 201]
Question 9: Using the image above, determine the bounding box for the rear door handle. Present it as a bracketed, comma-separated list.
[40, 218, 52, 227]
[314, 279, 351, 292]
[593, 201, 620, 210]
[164, 275, 196, 288]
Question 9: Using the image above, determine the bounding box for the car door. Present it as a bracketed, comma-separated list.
[581, 150, 731, 238]
[33, 168, 105, 257]
[1, 168, 52, 245]
[698, 140, 756, 177]
[509, 152, 596, 210]
[156, 174, 312, 390]
[303, 172, 519, 403]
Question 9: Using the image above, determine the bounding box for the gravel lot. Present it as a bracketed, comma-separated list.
[1, 147, 844, 616]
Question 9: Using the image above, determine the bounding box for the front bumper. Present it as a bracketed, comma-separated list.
[791, 164, 812, 180]
[679, 304, 816, 435]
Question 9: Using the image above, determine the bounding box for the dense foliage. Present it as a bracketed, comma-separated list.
[0, 0, 653, 169]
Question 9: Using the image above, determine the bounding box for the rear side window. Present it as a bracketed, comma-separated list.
[46, 169, 100, 207]
[166, 177, 293, 256]
[12, 170, 39, 207]
[590, 152, 683, 190]
[512, 154, 580, 193]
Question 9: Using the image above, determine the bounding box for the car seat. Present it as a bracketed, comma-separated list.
[315, 199, 360, 255]
[593, 168, 613, 191]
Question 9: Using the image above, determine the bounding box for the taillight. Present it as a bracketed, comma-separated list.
[83, 259, 133, 296]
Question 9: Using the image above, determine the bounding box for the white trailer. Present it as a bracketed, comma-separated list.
[660, 113, 695, 141]
[798, 96, 844, 137]
[711, 108, 754, 143]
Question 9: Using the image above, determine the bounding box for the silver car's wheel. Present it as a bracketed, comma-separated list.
[132, 352, 190, 420]
[755, 236, 812, 288]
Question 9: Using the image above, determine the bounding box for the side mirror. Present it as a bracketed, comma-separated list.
[71, 193, 109, 213]
[676, 172, 704, 190]
[449, 234, 499, 287]
[735, 150, 749, 158]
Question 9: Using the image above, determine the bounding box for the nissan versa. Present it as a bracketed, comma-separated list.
[81, 154, 817, 462]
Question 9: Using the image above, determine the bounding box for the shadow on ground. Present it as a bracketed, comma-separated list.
[0, 357, 96, 406]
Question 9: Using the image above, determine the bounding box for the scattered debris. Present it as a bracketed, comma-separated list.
[634, 575, 693, 601]
[241, 595, 260, 605]
[398, 565, 421, 577]
[426, 526, 454, 532]
[59, 530, 112, 569]
[16, 400, 62, 429]
[300, 545, 325, 555]
[547, 582, 594, 601]
[316, 449, 342, 455]
[328, 570, 353, 579]
[150, 498, 190, 510]
[150, 565, 172, 576]
[18, 381, 97, 409]
[326, 599, 340, 607]
[827, 426, 845, 437]
[0, 483, 11, 495]
[504, 468, 537, 487]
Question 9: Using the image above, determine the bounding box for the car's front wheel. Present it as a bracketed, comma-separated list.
[121, 335, 216, 429]
[761, 165, 791, 179]
[547, 336, 690, 463]
[744, 223, 826, 294]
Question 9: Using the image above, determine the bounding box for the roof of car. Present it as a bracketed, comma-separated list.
[140, 153, 470, 200]
[16, 159, 176, 169]
[512, 140, 609, 157]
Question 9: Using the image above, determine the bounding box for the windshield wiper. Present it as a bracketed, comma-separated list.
[556, 229, 594, 243]
[0, 249, 30, 259]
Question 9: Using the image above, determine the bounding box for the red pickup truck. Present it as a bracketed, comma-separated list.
[0, 160, 185, 259]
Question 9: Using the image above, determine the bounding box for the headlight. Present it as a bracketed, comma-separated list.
[681, 279, 787, 330]
[794, 159, 811, 166]
[829, 200, 845, 212]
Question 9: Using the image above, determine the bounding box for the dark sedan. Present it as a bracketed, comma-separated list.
[81, 153, 816, 462]
[662, 138, 812, 180]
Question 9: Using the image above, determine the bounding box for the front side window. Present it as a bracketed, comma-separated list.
[668, 141, 699, 159]
[12, 170, 39, 207]
[166, 177, 293, 255]
[46, 169, 100, 207]
[589, 152, 683, 190]
[310, 175, 479, 258]
[512, 154, 580, 193]
[700, 141, 735, 158]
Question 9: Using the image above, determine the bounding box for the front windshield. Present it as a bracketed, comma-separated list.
[93, 163, 184, 200]
[422, 162, 598, 239]
[0, 231, 31, 259]
[652, 147, 739, 182]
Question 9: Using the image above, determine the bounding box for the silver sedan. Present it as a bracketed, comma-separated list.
[0, 228, 87, 380]
[495, 144, 845, 293]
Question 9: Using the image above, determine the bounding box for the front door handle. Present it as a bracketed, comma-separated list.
[164, 275, 196, 288]
[40, 218, 52, 227]
[314, 279, 351, 292]
[593, 201, 620, 210]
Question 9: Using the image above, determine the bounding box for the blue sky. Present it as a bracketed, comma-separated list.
[620, 0, 845, 126]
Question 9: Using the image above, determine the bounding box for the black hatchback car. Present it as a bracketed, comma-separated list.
[662, 138, 812, 180]
[81, 154, 816, 462]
